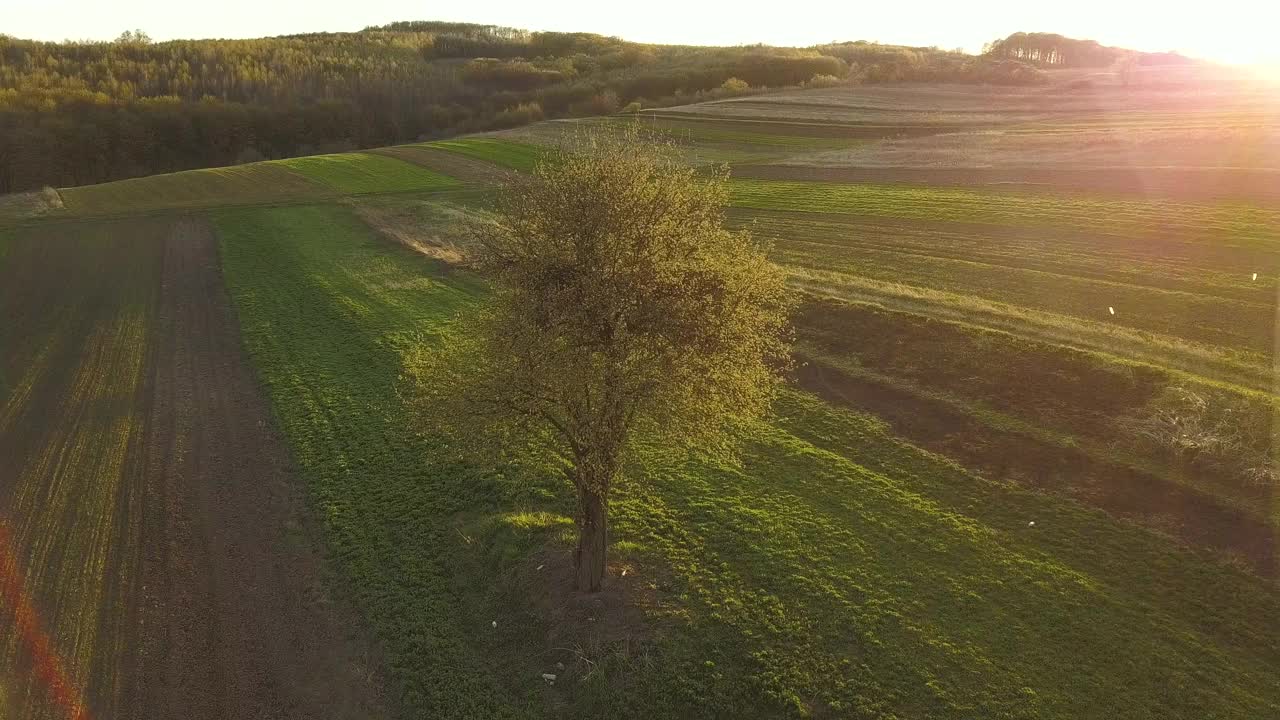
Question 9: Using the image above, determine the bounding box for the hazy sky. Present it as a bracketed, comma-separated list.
[8, 1, 1280, 65]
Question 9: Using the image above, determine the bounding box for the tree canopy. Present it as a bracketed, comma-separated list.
[0, 22, 1178, 196]
[0, 22, 1052, 195]
[0, 25, 857, 194]
[403, 129, 794, 591]
[982, 32, 1195, 68]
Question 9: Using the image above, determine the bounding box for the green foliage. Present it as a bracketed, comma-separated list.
[409, 131, 792, 461]
[983, 32, 1188, 68]
[0, 23, 1000, 194]
[803, 73, 843, 88]
[114, 29, 153, 45]
[273, 152, 459, 194]
[719, 77, 750, 94]
[462, 59, 567, 90]
[569, 90, 621, 117]
[403, 130, 793, 589]
[816, 41, 965, 82]
[964, 58, 1048, 85]
[491, 102, 546, 129]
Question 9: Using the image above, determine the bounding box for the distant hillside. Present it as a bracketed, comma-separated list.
[0, 22, 1170, 194]
[983, 31, 1197, 68]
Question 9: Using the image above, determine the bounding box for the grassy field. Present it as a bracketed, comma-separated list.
[483, 80, 1280, 569]
[4, 70, 1279, 719]
[215, 203, 1280, 718]
[422, 138, 549, 172]
[53, 153, 458, 217]
[272, 153, 460, 194]
[58, 163, 327, 215]
[795, 297, 1280, 537]
[727, 180, 1280, 242]
[727, 204, 1277, 358]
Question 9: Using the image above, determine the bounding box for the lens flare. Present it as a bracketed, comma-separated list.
[0, 522, 90, 720]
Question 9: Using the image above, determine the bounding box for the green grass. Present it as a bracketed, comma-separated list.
[272, 152, 460, 194]
[747, 213, 1277, 355]
[217, 203, 1280, 718]
[736, 204, 1276, 393]
[215, 204, 519, 716]
[640, 119, 862, 149]
[728, 179, 1280, 244]
[795, 296, 1280, 529]
[59, 163, 327, 215]
[623, 393, 1280, 718]
[423, 138, 548, 172]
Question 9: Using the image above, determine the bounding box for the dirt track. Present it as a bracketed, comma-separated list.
[0, 217, 385, 719]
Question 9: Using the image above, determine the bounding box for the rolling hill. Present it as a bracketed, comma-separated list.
[1, 60, 1278, 719]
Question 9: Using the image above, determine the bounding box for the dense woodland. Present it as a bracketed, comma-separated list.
[0, 24, 1175, 193]
[983, 32, 1192, 68]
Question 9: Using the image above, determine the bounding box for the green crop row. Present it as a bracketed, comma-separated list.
[423, 138, 548, 172]
[728, 179, 1280, 244]
[57, 152, 459, 216]
[272, 152, 459, 194]
[773, 234, 1274, 354]
[59, 162, 328, 215]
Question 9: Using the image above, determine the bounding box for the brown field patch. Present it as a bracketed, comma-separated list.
[0, 217, 386, 719]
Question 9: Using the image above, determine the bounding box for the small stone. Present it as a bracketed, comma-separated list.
[1028, 521, 1036, 527]
[556, 662, 565, 670]
[1108, 307, 1115, 315]
[541, 673, 557, 684]
[491, 620, 498, 628]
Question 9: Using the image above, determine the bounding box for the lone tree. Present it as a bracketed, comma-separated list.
[405, 130, 793, 592]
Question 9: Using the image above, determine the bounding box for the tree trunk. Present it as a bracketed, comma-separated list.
[574, 489, 608, 593]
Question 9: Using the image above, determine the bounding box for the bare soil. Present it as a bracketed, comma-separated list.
[0, 217, 387, 719]
[122, 217, 387, 719]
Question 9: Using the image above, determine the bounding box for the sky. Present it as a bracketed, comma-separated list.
[7, 0, 1280, 66]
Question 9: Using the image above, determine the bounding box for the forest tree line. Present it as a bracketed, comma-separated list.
[982, 32, 1194, 68]
[0, 24, 1172, 194]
